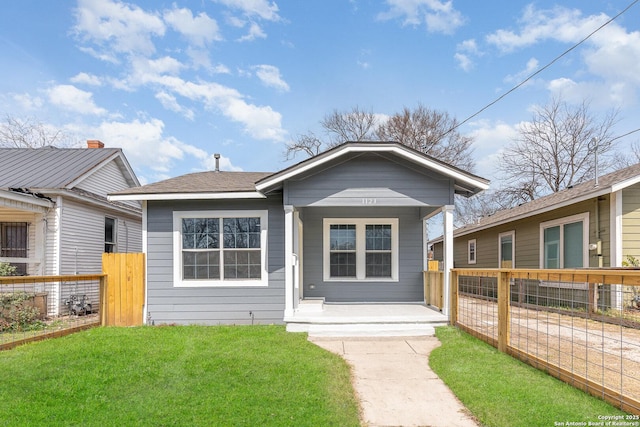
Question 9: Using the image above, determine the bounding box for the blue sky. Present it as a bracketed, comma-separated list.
[1, 0, 639, 186]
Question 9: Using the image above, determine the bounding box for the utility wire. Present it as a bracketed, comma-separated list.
[444, 0, 640, 137]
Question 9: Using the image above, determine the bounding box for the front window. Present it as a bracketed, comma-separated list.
[0, 222, 28, 275]
[540, 213, 588, 269]
[324, 218, 398, 281]
[174, 211, 268, 287]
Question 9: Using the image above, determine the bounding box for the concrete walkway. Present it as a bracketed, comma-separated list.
[309, 336, 479, 427]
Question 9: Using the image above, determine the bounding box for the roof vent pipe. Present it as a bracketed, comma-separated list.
[214, 153, 220, 172]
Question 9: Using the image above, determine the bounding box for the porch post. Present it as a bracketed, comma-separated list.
[284, 205, 295, 318]
[442, 205, 454, 317]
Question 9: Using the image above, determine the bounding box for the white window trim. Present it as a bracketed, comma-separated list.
[539, 212, 589, 289]
[467, 239, 477, 265]
[498, 231, 515, 268]
[323, 218, 399, 282]
[105, 217, 117, 253]
[173, 210, 268, 287]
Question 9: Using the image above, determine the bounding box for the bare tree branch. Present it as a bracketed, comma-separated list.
[497, 98, 619, 203]
[0, 115, 79, 148]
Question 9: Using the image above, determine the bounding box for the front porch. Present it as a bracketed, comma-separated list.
[285, 300, 448, 337]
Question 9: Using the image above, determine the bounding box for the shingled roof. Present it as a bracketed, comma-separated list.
[109, 171, 272, 199]
[453, 162, 640, 237]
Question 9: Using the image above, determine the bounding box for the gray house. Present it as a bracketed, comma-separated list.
[110, 142, 489, 326]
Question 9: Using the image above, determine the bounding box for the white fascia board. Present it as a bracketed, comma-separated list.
[0, 189, 53, 208]
[453, 185, 614, 238]
[611, 175, 640, 193]
[256, 144, 489, 192]
[109, 191, 266, 201]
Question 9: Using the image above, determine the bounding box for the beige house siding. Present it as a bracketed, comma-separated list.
[449, 196, 610, 269]
[622, 184, 640, 261]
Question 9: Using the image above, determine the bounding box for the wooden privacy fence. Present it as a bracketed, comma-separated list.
[423, 270, 444, 310]
[102, 253, 145, 326]
[451, 268, 640, 415]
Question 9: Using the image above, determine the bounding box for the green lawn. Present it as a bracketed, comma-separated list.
[430, 327, 628, 427]
[0, 325, 361, 427]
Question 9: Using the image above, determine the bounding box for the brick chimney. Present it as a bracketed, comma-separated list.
[87, 140, 104, 149]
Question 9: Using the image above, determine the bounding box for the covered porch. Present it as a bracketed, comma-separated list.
[253, 142, 489, 332]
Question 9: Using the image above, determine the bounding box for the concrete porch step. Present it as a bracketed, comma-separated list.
[285, 303, 448, 337]
[286, 321, 443, 337]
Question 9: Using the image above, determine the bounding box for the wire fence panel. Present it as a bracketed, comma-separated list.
[0, 274, 104, 350]
[453, 268, 640, 415]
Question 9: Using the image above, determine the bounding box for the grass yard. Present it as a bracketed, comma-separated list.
[430, 327, 628, 427]
[0, 325, 361, 427]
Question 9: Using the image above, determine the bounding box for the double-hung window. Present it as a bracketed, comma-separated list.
[467, 239, 477, 265]
[540, 213, 588, 269]
[173, 210, 268, 287]
[499, 231, 515, 268]
[323, 218, 398, 281]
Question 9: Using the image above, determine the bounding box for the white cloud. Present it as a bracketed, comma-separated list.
[94, 118, 192, 174]
[163, 7, 221, 46]
[378, 0, 465, 34]
[486, 6, 640, 106]
[238, 21, 267, 42]
[11, 93, 43, 110]
[504, 57, 539, 84]
[454, 39, 480, 71]
[253, 65, 290, 92]
[73, 0, 165, 57]
[70, 72, 102, 86]
[486, 5, 607, 53]
[131, 73, 286, 141]
[47, 84, 106, 116]
[155, 91, 194, 120]
[467, 119, 519, 181]
[214, 0, 281, 22]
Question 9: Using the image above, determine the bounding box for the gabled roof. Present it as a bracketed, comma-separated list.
[0, 146, 139, 189]
[109, 141, 489, 202]
[452, 162, 640, 238]
[256, 141, 489, 196]
[109, 171, 272, 201]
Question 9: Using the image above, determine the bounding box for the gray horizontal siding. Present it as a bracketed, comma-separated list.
[301, 206, 424, 303]
[146, 196, 285, 325]
[285, 153, 453, 207]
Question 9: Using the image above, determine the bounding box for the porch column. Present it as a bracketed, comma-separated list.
[284, 205, 295, 318]
[442, 205, 454, 317]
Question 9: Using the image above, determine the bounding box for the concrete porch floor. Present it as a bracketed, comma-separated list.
[285, 302, 449, 337]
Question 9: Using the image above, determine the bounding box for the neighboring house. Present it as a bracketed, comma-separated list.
[109, 142, 489, 325]
[430, 162, 640, 271]
[0, 140, 142, 279]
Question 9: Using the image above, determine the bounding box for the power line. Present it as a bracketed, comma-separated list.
[444, 0, 640, 137]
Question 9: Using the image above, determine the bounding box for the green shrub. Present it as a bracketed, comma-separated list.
[0, 262, 17, 277]
[0, 292, 44, 332]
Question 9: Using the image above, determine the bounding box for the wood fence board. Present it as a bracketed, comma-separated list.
[102, 253, 145, 326]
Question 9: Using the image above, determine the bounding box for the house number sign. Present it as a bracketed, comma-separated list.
[362, 198, 377, 205]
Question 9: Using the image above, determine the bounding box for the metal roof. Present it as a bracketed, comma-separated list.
[0, 146, 126, 188]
